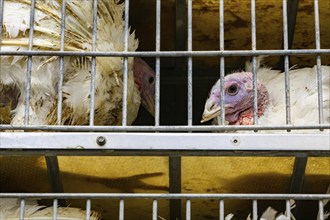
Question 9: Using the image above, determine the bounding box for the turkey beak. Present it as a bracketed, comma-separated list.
[133, 58, 155, 117]
[200, 98, 221, 123]
[141, 90, 155, 117]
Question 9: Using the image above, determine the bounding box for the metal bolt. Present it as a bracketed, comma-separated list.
[96, 136, 106, 146]
[231, 137, 240, 146]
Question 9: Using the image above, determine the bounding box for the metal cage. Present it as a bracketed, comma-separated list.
[0, 0, 329, 219]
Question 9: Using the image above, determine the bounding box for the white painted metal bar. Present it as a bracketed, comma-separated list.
[19, 198, 25, 220]
[86, 199, 91, 220]
[282, 0, 292, 127]
[252, 200, 258, 220]
[186, 199, 191, 220]
[24, 0, 36, 125]
[119, 199, 125, 220]
[187, 0, 193, 126]
[1, 124, 329, 132]
[152, 199, 158, 220]
[314, 0, 324, 126]
[0, 0, 4, 44]
[155, 0, 161, 126]
[219, 0, 225, 125]
[89, 0, 98, 126]
[251, 0, 258, 127]
[0, 49, 329, 57]
[285, 199, 291, 218]
[2, 193, 329, 200]
[1, 133, 329, 152]
[53, 199, 58, 220]
[318, 200, 324, 220]
[122, 0, 130, 126]
[57, 0, 67, 124]
[219, 200, 224, 220]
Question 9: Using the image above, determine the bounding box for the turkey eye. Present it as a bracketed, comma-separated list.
[227, 85, 238, 95]
[149, 76, 154, 84]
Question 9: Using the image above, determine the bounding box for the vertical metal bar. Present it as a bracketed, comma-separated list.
[286, 200, 291, 219]
[86, 199, 91, 220]
[169, 156, 181, 220]
[53, 199, 58, 220]
[290, 156, 308, 220]
[57, 0, 67, 124]
[175, 0, 187, 71]
[318, 200, 325, 220]
[152, 199, 158, 220]
[19, 198, 25, 220]
[219, 0, 225, 125]
[282, 0, 292, 128]
[0, 0, 4, 45]
[252, 200, 258, 220]
[122, 0, 130, 126]
[45, 157, 65, 206]
[186, 199, 191, 220]
[251, 0, 258, 127]
[89, 0, 98, 126]
[155, 0, 161, 126]
[119, 199, 124, 220]
[219, 200, 224, 220]
[314, 0, 324, 126]
[24, 0, 36, 125]
[278, 0, 299, 71]
[187, 0, 193, 126]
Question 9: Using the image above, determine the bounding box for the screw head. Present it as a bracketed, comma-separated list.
[230, 137, 240, 146]
[96, 136, 106, 146]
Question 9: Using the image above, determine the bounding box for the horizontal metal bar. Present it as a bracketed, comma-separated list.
[0, 49, 329, 57]
[1, 133, 329, 152]
[0, 193, 329, 200]
[1, 124, 329, 131]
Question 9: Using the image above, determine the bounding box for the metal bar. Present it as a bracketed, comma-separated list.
[24, 0, 36, 125]
[89, 0, 98, 126]
[219, 0, 225, 125]
[0, 49, 329, 57]
[45, 156, 66, 206]
[187, 0, 193, 126]
[155, 0, 161, 126]
[0, 0, 4, 45]
[1, 193, 329, 200]
[1, 124, 330, 132]
[219, 200, 224, 220]
[318, 200, 324, 220]
[169, 156, 182, 220]
[86, 199, 91, 220]
[1, 133, 329, 154]
[251, 0, 258, 127]
[53, 199, 58, 220]
[252, 200, 258, 220]
[19, 198, 25, 220]
[290, 157, 308, 219]
[57, 0, 67, 124]
[152, 200, 158, 220]
[286, 199, 291, 218]
[186, 199, 191, 220]
[314, 0, 324, 126]
[282, 0, 291, 127]
[278, 0, 300, 70]
[122, 0, 130, 126]
[119, 199, 124, 220]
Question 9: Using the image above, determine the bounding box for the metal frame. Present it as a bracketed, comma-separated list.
[1, 193, 329, 220]
[0, 0, 329, 219]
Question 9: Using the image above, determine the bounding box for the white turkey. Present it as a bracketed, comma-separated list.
[0, 198, 101, 220]
[201, 57, 330, 130]
[0, 0, 155, 126]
